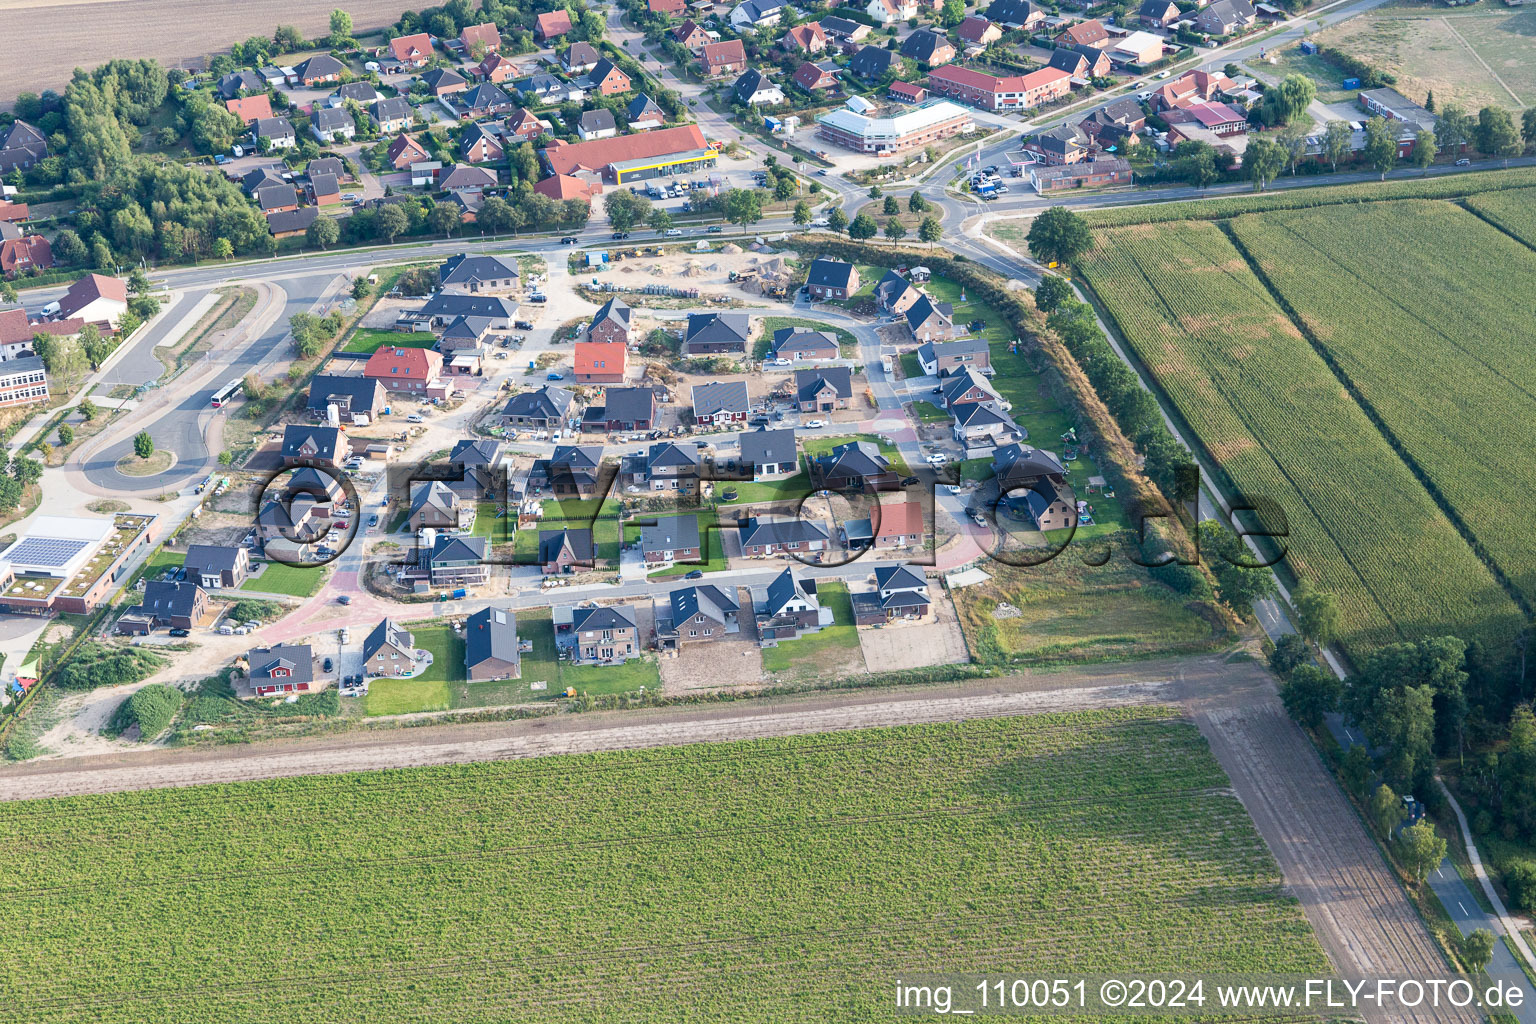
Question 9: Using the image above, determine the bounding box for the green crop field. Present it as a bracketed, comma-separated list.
[0, 709, 1327, 1022]
[1078, 220, 1516, 651]
[1466, 187, 1536, 250]
[1226, 200, 1536, 617]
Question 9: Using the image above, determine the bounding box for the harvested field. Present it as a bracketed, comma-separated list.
[0, 0, 406, 100]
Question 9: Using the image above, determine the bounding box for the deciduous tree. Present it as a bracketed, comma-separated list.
[1025, 206, 1092, 266]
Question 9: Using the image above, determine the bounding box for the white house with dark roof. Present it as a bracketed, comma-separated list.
[691, 381, 750, 427]
[738, 428, 799, 479]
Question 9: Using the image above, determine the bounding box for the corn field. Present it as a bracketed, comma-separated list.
[1228, 200, 1536, 632]
[0, 709, 1326, 1022]
[1079, 221, 1517, 653]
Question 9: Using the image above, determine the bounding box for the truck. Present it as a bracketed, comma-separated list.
[880, 354, 893, 374]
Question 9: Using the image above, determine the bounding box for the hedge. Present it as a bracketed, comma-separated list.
[125, 683, 183, 740]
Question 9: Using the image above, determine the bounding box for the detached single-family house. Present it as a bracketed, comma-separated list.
[874, 270, 921, 314]
[311, 106, 356, 143]
[253, 116, 297, 150]
[691, 381, 750, 426]
[700, 39, 748, 77]
[794, 61, 841, 92]
[1194, 0, 1256, 35]
[730, 0, 787, 28]
[852, 564, 931, 624]
[245, 644, 315, 696]
[794, 366, 853, 412]
[626, 94, 667, 130]
[539, 528, 596, 574]
[461, 22, 502, 54]
[183, 544, 250, 589]
[814, 439, 897, 492]
[387, 133, 432, 169]
[362, 618, 418, 677]
[364, 346, 444, 393]
[738, 516, 830, 558]
[389, 32, 437, 69]
[282, 424, 344, 467]
[901, 29, 956, 67]
[502, 385, 574, 430]
[623, 442, 699, 491]
[1139, 0, 1182, 28]
[530, 445, 605, 496]
[958, 16, 1003, 46]
[640, 514, 701, 567]
[422, 67, 469, 98]
[371, 98, 415, 134]
[656, 584, 740, 649]
[905, 294, 955, 342]
[682, 312, 751, 355]
[587, 297, 632, 344]
[733, 69, 784, 106]
[575, 341, 628, 384]
[558, 604, 641, 665]
[118, 581, 208, 634]
[841, 498, 925, 549]
[408, 480, 460, 531]
[465, 607, 521, 681]
[986, 0, 1045, 29]
[782, 22, 828, 54]
[738, 428, 799, 479]
[770, 327, 838, 362]
[674, 19, 712, 51]
[849, 46, 896, 82]
[867, 0, 918, 24]
[535, 9, 573, 40]
[918, 337, 990, 376]
[294, 54, 345, 86]
[752, 567, 832, 643]
[804, 258, 859, 300]
[578, 108, 618, 141]
[582, 386, 657, 432]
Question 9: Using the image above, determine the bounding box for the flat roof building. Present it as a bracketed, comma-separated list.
[815, 99, 973, 155]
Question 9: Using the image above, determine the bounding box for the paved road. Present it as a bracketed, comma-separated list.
[100, 288, 211, 387]
[1427, 861, 1536, 1023]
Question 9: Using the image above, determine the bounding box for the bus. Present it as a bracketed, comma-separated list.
[210, 378, 243, 408]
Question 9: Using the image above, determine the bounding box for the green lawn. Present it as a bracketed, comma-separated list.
[342, 329, 438, 355]
[449, 608, 660, 706]
[240, 562, 325, 597]
[366, 624, 462, 716]
[899, 351, 923, 379]
[515, 504, 623, 565]
[909, 400, 948, 423]
[756, 316, 859, 359]
[761, 582, 862, 677]
[715, 473, 811, 505]
[559, 656, 660, 695]
[131, 548, 185, 587]
[471, 500, 512, 543]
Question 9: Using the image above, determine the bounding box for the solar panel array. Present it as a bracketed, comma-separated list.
[5, 537, 91, 568]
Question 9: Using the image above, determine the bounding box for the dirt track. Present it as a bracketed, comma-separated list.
[0, 652, 1465, 1019]
[2, 0, 408, 100]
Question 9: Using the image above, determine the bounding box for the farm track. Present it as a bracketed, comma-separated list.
[1198, 702, 1470, 1024]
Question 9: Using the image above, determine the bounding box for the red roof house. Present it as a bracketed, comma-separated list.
[364, 346, 444, 392]
[535, 10, 573, 40]
[700, 39, 747, 76]
[225, 95, 273, 125]
[0, 235, 52, 279]
[389, 32, 436, 67]
[574, 341, 628, 383]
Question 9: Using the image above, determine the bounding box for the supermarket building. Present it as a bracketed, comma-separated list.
[541, 124, 719, 186]
[815, 99, 974, 155]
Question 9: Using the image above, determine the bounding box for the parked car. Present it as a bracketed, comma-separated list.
[685, 569, 704, 580]
[515, 319, 536, 330]
[406, 413, 424, 423]
[804, 419, 827, 428]
[323, 657, 334, 673]
[337, 594, 351, 605]
[368, 514, 379, 527]
[925, 453, 948, 465]
[546, 371, 564, 381]
[168, 628, 191, 638]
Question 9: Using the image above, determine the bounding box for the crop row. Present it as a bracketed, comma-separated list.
[0, 709, 1327, 1021]
[1227, 200, 1536, 628]
[1078, 166, 1536, 228]
[1078, 222, 1515, 651]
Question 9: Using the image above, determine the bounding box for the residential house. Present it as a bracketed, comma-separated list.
[905, 293, 955, 342]
[848, 45, 896, 82]
[691, 381, 750, 426]
[460, 22, 501, 54]
[422, 67, 470, 97]
[1028, 156, 1133, 192]
[218, 69, 265, 99]
[453, 83, 516, 118]
[118, 580, 208, 634]
[449, 438, 504, 498]
[408, 480, 460, 530]
[0, 122, 46, 174]
[517, 72, 584, 104]
[1153, 70, 1234, 110]
[331, 81, 380, 106]
[733, 68, 784, 106]
[575, 340, 628, 383]
[1139, 0, 1182, 27]
[266, 207, 320, 238]
[626, 94, 667, 130]
[819, 16, 871, 43]
[901, 29, 956, 67]
[57, 273, 128, 329]
[1164, 101, 1248, 136]
[253, 116, 297, 150]
[0, 312, 77, 364]
[281, 424, 344, 468]
[583, 386, 657, 431]
[404, 292, 518, 331]
[294, 54, 345, 86]
[439, 164, 498, 193]
[0, 235, 51, 280]
[738, 516, 830, 558]
[538, 528, 595, 574]
[851, 564, 930, 624]
[1109, 30, 1165, 65]
[841, 498, 925, 548]
[1023, 122, 1090, 164]
[623, 441, 699, 492]
[1056, 19, 1110, 47]
[782, 22, 828, 54]
[536, 171, 600, 201]
[506, 107, 548, 140]
[700, 39, 748, 76]
[866, 0, 918, 24]
[985, 0, 1045, 28]
[477, 53, 519, 83]
[873, 270, 921, 314]
[925, 64, 1071, 111]
[738, 428, 799, 479]
[814, 440, 897, 492]
[246, 644, 315, 697]
[1194, 0, 1256, 34]
[640, 514, 701, 567]
[183, 544, 250, 589]
[563, 42, 602, 74]
[362, 619, 418, 677]
[918, 337, 991, 376]
[673, 19, 712, 50]
[386, 133, 432, 169]
[558, 604, 640, 665]
[751, 567, 832, 642]
[465, 607, 521, 681]
[770, 327, 838, 362]
[371, 98, 415, 133]
[957, 16, 1003, 45]
[804, 258, 859, 300]
[308, 156, 347, 181]
[389, 32, 436, 68]
[311, 107, 356, 143]
[1048, 48, 1093, 79]
[502, 385, 574, 430]
[587, 297, 632, 344]
[1018, 477, 1075, 529]
[794, 61, 841, 92]
[730, 0, 787, 28]
[992, 442, 1065, 491]
[649, 0, 687, 13]
[888, 80, 927, 103]
[530, 444, 605, 495]
[794, 366, 853, 412]
[579, 108, 618, 140]
[535, 9, 573, 40]
[424, 534, 489, 587]
[363, 346, 444, 393]
[255, 182, 299, 214]
[939, 366, 1006, 410]
[682, 312, 750, 355]
[583, 59, 632, 96]
[950, 400, 1019, 446]
[656, 584, 739, 649]
[462, 121, 506, 162]
[226, 94, 273, 125]
[308, 375, 384, 422]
